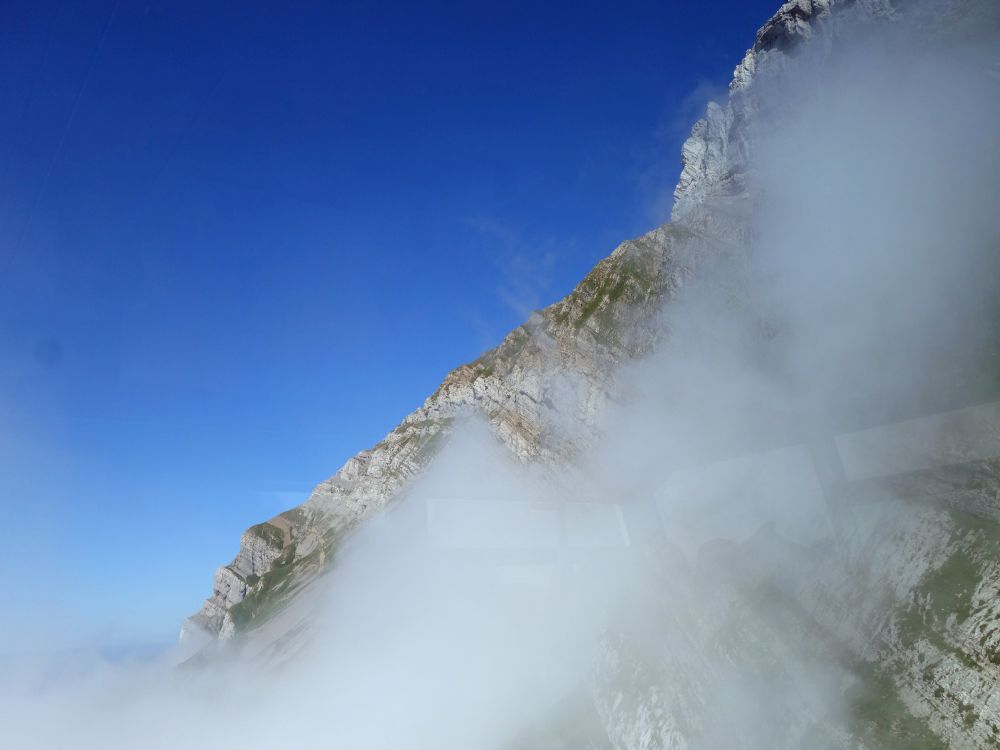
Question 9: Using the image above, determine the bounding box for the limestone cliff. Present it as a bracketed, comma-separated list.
[184, 0, 1000, 747]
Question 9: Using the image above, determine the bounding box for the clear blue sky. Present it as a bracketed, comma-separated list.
[0, 0, 777, 650]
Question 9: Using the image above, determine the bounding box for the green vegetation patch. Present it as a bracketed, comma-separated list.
[230, 524, 347, 634]
[247, 521, 285, 550]
[916, 549, 978, 624]
[844, 662, 947, 750]
[228, 543, 298, 631]
[570, 257, 660, 333]
[892, 507, 1000, 672]
[946, 507, 1000, 554]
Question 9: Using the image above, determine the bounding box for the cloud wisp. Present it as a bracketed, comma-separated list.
[2, 2, 999, 748]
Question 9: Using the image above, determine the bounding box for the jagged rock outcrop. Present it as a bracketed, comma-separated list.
[671, 0, 847, 229]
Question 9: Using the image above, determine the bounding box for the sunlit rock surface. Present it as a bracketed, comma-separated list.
[185, 0, 1000, 746]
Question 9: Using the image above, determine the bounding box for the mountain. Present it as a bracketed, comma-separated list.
[182, 183, 691, 643]
[182, 1, 1000, 747]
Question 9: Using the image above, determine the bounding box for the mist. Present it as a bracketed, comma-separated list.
[2, 2, 999, 748]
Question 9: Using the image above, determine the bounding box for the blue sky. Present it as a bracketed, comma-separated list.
[0, 0, 778, 649]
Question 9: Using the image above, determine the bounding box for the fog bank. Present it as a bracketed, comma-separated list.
[3, 2, 999, 748]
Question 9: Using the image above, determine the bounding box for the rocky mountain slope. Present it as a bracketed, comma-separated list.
[183, 0, 862, 644]
[184, 0, 1000, 747]
[183, 215, 695, 640]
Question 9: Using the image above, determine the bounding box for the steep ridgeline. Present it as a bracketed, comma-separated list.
[184, 0, 859, 642]
[183, 223, 692, 640]
[185, 1, 1000, 746]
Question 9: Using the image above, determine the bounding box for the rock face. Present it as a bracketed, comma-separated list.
[186, 223, 694, 640]
[186, 0, 1000, 746]
[672, 0, 843, 228]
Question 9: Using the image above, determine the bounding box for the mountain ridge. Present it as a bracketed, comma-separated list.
[181, 0, 875, 645]
[180, 5, 1000, 747]
[181, 0, 853, 640]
